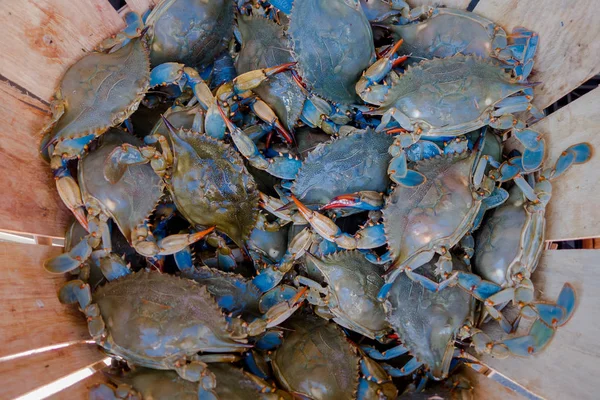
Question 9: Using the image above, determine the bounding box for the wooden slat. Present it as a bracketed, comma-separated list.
[47, 368, 110, 400]
[409, 0, 471, 8]
[459, 366, 525, 400]
[536, 87, 600, 241]
[473, 0, 600, 110]
[0, 0, 125, 101]
[0, 242, 93, 358]
[0, 344, 105, 399]
[0, 80, 70, 237]
[480, 250, 600, 400]
[125, 0, 158, 14]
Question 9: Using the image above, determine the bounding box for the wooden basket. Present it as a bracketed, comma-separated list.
[0, 0, 598, 398]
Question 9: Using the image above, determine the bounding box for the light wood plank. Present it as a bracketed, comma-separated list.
[409, 0, 471, 8]
[47, 369, 110, 400]
[0, 0, 125, 101]
[0, 80, 70, 238]
[473, 0, 600, 110]
[0, 344, 105, 399]
[459, 366, 525, 400]
[125, 0, 158, 14]
[535, 88, 600, 241]
[0, 242, 93, 358]
[480, 250, 600, 400]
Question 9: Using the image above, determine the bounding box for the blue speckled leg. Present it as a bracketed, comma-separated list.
[361, 344, 409, 360]
[383, 358, 423, 377]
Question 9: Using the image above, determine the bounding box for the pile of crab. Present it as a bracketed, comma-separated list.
[41, 0, 592, 399]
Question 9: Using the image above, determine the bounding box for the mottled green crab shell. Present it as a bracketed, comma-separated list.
[379, 55, 528, 136]
[385, 258, 473, 379]
[309, 251, 389, 339]
[166, 127, 260, 247]
[42, 38, 149, 157]
[288, 0, 375, 104]
[79, 129, 164, 242]
[383, 151, 482, 271]
[292, 129, 393, 205]
[474, 185, 545, 286]
[93, 271, 250, 369]
[391, 8, 508, 62]
[145, 0, 234, 68]
[272, 316, 360, 400]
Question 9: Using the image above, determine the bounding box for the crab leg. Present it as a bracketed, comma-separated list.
[219, 105, 302, 180]
[356, 40, 407, 105]
[361, 344, 410, 360]
[206, 232, 237, 271]
[216, 62, 297, 143]
[244, 287, 308, 336]
[291, 195, 386, 250]
[252, 227, 314, 292]
[382, 358, 423, 377]
[506, 27, 539, 81]
[290, 71, 351, 135]
[469, 285, 575, 358]
[149, 63, 227, 140]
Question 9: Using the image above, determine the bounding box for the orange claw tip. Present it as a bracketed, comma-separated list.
[320, 193, 359, 210]
[274, 121, 294, 144]
[291, 286, 309, 304]
[160, 115, 177, 135]
[191, 226, 216, 240]
[73, 208, 89, 232]
[392, 54, 409, 67]
[389, 39, 404, 55]
[264, 61, 297, 76]
[216, 104, 236, 131]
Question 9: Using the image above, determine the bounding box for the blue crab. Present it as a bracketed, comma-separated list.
[39, 36, 150, 228]
[296, 251, 390, 341]
[357, 53, 546, 186]
[236, 15, 306, 133]
[257, 126, 395, 233]
[236, 13, 356, 136]
[384, 7, 538, 81]
[145, 0, 234, 67]
[271, 315, 398, 400]
[363, 255, 578, 380]
[288, 0, 376, 105]
[62, 270, 306, 381]
[90, 364, 294, 400]
[44, 130, 214, 277]
[453, 142, 594, 332]
[102, 0, 234, 68]
[104, 117, 261, 248]
[290, 133, 507, 295]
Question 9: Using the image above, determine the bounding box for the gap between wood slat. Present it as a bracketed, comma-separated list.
[0, 344, 107, 399]
[46, 367, 111, 400]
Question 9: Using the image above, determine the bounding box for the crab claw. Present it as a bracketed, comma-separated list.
[55, 172, 88, 231]
[250, 98, 294, 144]
[291, 194, 340, 242]
[320, 191, 384, 211]
[156, 227, 215, 256]
[233, 62, 297, 92]
[264, 286, 308, 329]
[58, 280, 92, 309]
